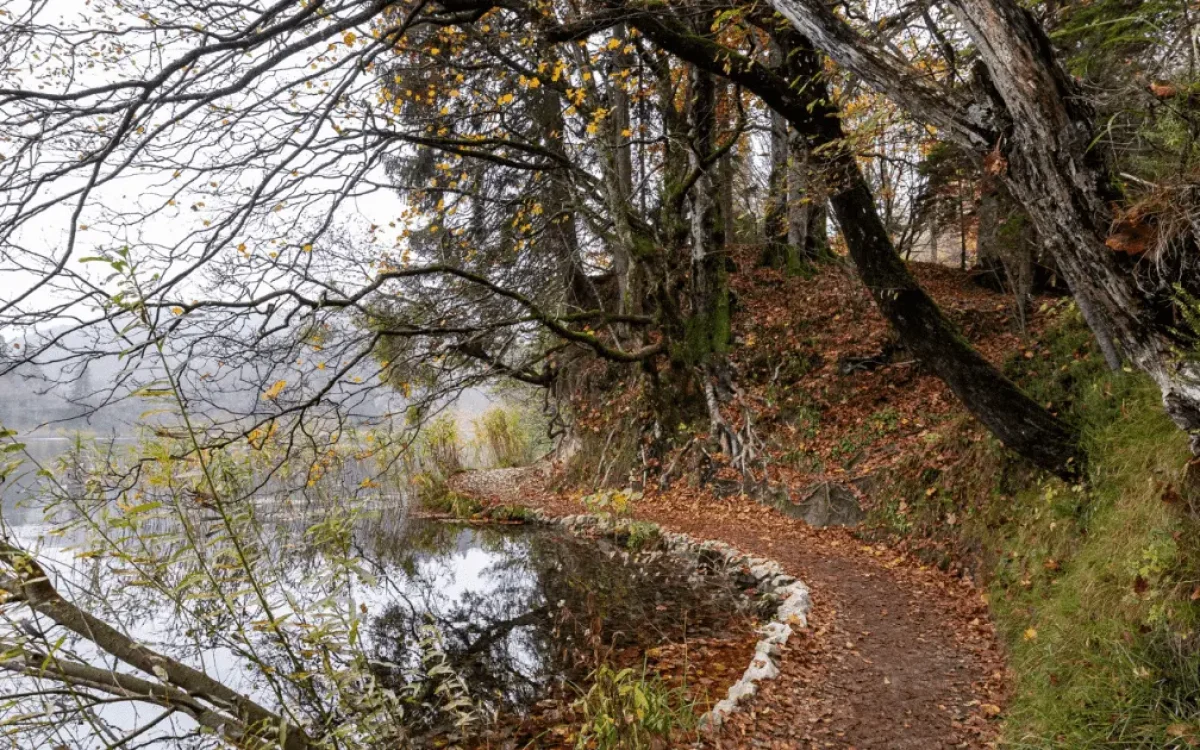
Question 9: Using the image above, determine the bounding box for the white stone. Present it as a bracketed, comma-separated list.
[743, 655, 780, 682]
[725, 678, 758, 704]
[749, 563, 779, 581]
[703, 698, 738, 727]
[759, 621, 792, 645]
[777, 590, 811, 628]
[550, 510, 813, 734]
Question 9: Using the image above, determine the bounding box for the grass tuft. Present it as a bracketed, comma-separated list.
[573, 663, 698, 749]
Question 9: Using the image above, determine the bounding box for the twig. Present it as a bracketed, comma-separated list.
[659, 437, 697, 490]
[592, 425, 618, 490]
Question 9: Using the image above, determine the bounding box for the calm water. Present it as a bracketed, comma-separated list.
[2, 458, 752, 747]
[0, 436, 141, 525]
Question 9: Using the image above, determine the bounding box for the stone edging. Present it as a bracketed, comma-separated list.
[522, 509, 812, 729]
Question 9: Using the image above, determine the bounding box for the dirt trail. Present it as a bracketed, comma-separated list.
[451, 465, 1008, 749]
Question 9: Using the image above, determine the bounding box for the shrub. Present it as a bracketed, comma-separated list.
[483, 504, 534, 522]
[409, 414, 466, 512]
[581, 488, 642, 520]
[418, 414, 462, 477]
[472, 404, 547, 468]
[416, 486, 482, 517]
[624, 521, 660, 550]
[574, 664, 698, 750]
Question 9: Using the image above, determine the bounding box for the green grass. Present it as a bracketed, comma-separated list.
[418, 488, 537, 523]
[870, 307, 1200, 747]
[417, 483, 484, 517]
[482, 503, 535, 522]
[472, 403, 548, 468]
[992, 376, 1200, 748]
[615, 520, 661, 551]
[573, 663, 699, 749]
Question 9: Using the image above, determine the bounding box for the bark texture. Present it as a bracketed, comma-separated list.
[685, 64, 731, 360]
[943, 0, 1200, 446]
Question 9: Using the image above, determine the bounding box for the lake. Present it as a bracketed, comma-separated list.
[1, 445, 756, 748]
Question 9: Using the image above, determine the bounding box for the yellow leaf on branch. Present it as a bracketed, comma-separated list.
[261, 380, 287, 400]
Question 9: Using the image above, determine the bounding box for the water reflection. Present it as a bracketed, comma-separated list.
[3, 497, 752, 747]
[0, 436, 140, 526]
[359, 516, 752, 737]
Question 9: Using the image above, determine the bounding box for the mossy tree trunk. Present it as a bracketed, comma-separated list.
[684, 64, 731, 362]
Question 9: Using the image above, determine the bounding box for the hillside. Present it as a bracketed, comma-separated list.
[460, 254, 1200, 748]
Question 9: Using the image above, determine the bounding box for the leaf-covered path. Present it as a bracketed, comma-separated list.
[451, 465, 1008, 749]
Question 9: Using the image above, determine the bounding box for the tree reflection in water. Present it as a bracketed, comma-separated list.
[359, 516, 754, 735]
[1, 501, 753, 747]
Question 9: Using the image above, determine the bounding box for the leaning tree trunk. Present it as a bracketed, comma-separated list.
[825, 151, 1082, 478]
[631, 15, 1083, 479]
[758, 0, 1200, 452]
[943, 0, 1200, 452]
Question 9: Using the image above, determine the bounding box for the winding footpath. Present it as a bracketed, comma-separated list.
[451, 465, 1008, 749]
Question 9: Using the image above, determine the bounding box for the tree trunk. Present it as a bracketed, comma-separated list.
[591, 24, 637, 317]
[786, 130, 810, 255]
[776, 30, 829, 273]
[786, 132, 830, 270]
[630, 16, 1084, 478]
[536, 88, 597, 314]
[720, 146, 735, 247]
[943, 0, 1200, 449]
[762, 40, 791, 267]
[760, 0, 1199, 451]
[974, 186, 1008, 292]
[0, 541, 312, 750]
[827, 152, 1081, 478]
[685, 64, 731, 360]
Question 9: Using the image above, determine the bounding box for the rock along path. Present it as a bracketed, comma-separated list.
[451, 464, 1009, 749]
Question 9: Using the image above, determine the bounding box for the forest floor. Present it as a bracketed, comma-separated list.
[450, 261, 1050, 746]
[451, 465, 1010, 749]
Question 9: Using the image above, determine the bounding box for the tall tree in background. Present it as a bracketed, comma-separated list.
[762, 26, 829, 272]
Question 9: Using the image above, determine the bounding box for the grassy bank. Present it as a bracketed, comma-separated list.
[872, 308, 1200, 747]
